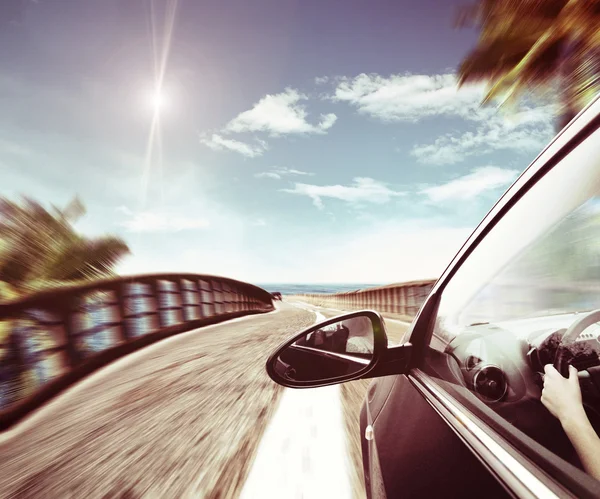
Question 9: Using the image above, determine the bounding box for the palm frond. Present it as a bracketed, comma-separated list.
[456, 0, 600, 130]
[458, 38, 537, 85]
[0, 196, 131, 292]
[44, 236, 130, 282]
[483, 30, 564, 104]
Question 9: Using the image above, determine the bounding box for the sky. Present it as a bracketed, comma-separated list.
[0, 0, 557, 284]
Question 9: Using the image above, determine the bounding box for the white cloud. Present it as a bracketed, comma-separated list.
[285, 168, 313, 175]
[118, 208, 211, 232]
[420, 167, 520, 203]
[224, 88, 337, 136]
[411, 104, 556, 165]
[255, 172, 282, 179]
[332, 73, 484, 122]
[315, 76, 329, 85]
[318, 113, 338, 130]
[331, 72, 556, 165]
[282, 177, 405, 209]
[254, 166, 314, 180]
[200, 133, 267, 158]
[255, 137, 269, 149]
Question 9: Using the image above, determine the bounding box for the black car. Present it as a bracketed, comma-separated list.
[266, 96, 600, 498]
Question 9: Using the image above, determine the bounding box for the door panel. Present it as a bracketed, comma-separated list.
[366, 374, 509, 498]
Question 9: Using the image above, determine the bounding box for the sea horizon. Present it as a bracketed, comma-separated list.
[257, 283, 383, 295]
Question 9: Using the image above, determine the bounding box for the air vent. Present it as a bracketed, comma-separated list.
[465, 356, 482, 371]
[473, 365, 507, 403]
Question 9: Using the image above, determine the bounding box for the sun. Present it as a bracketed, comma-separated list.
[148, 88, 167, 114]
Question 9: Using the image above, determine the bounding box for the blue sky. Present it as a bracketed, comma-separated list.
[0, 0, 557, 283]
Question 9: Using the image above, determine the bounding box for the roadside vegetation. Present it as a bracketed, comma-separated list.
[0, 196, 130, 301]
[457, 0, 600, 131]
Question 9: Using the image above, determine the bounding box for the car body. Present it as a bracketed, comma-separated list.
[266, 95, 600, 498]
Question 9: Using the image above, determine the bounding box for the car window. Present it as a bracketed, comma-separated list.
[434, 127, 600, 348]
[428, 124, 600, 481]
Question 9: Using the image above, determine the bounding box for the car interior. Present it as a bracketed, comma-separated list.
[439, 310, 600, 470]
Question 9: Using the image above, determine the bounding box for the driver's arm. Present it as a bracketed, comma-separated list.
[542, 364, 600, 481]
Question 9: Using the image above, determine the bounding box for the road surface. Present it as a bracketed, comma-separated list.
[0, 300, 411, 499]
[0, 302, 313, 498]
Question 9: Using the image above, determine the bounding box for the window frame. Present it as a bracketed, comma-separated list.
[404, 94, 600, 497]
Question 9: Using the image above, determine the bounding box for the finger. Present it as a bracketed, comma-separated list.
[569, 365, 579, 384]
[544, 364, 559, 376]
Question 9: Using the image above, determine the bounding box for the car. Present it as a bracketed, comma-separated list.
[271, 292, 282, 301]
[265, 95, 600, 499]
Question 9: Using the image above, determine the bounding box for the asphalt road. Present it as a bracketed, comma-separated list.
[0, 302, 314, 499]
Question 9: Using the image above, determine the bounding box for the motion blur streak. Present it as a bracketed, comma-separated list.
[0, 303, 313, 498]
[240, 310, 353, 499]
[240, 385, 352, 499]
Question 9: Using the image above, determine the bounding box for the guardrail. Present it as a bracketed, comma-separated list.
[288, 279, 437, 319]
[0, 273, 273, 429]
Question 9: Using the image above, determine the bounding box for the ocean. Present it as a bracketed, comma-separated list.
[257, 283, 381, 295]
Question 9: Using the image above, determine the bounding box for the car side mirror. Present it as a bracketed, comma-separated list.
[266, 310, 410, 388]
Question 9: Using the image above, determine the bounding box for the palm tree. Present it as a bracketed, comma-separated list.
[0, 196, 130, 297]
[457, 0, 600, 131]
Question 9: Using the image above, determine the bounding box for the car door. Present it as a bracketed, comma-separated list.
[365, 97, 600, 498]
[362, 373, 510, 498]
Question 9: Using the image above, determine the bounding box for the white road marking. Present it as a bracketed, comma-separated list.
[240, 309, 352, 499]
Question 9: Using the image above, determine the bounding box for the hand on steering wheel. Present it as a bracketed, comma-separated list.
[554, 309, 600, 377]
[541, 364, 584, 424]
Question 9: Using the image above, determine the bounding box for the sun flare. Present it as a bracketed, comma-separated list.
[148, 88, 167, 114]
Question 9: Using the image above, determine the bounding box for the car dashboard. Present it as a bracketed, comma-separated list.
[443, 313, 600, 467]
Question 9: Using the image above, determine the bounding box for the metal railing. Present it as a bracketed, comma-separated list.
[0, 273, 273, 428]
[288, 279, 437, 318]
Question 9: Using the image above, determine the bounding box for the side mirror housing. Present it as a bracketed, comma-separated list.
[265, 310, 411, 388]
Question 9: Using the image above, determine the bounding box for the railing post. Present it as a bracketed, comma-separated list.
[199, 279, 214, 318]
[150, 280, 165, 328]
[114, 283, 130, 342]
[408, 285, 416, 316]
[181, 278, 200, 322]
[241, 288, 248, 312]
[61, 296, 81, 368]
[393, 287, 400, 314]
[6, 320, 27, 406]
[211, 280, 223, 315]
[400, 287, 406, 315]
[195, 279, 204, 319]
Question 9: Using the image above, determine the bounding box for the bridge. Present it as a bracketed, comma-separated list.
[0, 274, 434, 498]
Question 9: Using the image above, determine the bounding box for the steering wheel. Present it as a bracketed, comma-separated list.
[554, 309, 600, 377]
